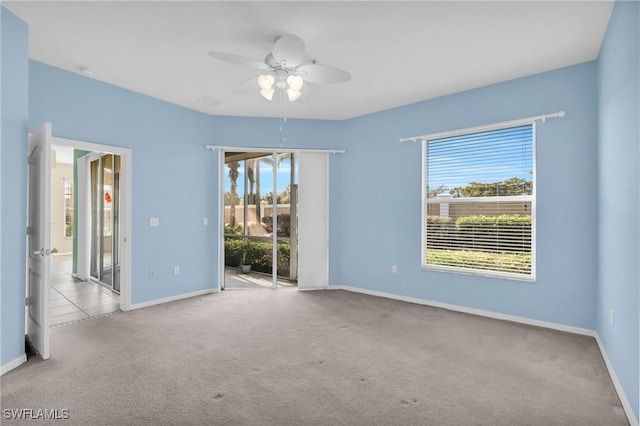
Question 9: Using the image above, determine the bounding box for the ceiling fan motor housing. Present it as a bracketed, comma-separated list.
[271, 34, 306, 67]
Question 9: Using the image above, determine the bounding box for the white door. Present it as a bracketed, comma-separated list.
[26, 123, 52, 360]
[297, 152, 329, 290]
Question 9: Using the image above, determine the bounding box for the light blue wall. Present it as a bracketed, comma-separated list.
[29, 60, 220, 305]
[597, 0, 640, 419]
[28, 61, 340, 305]
[330, 62, 599, 330]
[0, 7, 28, 367]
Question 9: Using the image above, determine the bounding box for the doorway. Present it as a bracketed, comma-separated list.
[48, 145, 121, 327]
[50, 136, 132, 312]
[222, 151, 298, 290]
[27, 125, 132, 360]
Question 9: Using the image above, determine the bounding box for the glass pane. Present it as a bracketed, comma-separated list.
[102, 155, 113, 286]
[90, 159, 99, 280]
[424, 124, 533, 276]
[255, 155, 275, 286]
[63, 179, 73, 237]
[275, 153, 297, 287]
[223, 157, 251, 289]
[112, 155, 121, 292]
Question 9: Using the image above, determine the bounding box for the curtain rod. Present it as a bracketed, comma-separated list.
[205, 145, 345, 154]
[399, 110, 566, 143]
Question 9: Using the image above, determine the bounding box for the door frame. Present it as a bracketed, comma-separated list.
[218, 149, 284, 290]
[53, 136, 132, 311]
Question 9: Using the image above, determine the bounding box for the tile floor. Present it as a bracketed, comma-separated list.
[50, 254, 120, 326]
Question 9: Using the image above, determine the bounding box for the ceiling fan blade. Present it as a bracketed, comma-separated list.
[272, 34, 306, 68]
[208, 51, 270, 70]
[296, 63, 351, 84]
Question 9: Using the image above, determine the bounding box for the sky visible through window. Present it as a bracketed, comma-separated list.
[427, 125, 533, 195]
[225, 158, 295, 197]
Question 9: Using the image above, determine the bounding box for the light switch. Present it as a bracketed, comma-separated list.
[203, 217, 208, 226]
[149, 217, 160, 227]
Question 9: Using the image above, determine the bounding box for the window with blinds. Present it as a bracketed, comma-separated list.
[422, 123, 535, 280]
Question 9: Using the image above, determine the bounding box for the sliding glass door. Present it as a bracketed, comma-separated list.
[90, 154, 121, 293]
[222, 152, 298, 290]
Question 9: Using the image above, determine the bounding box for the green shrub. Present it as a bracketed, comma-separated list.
[224, 238, 291, 277]
[456, 214, 531, 229]
[224, 223, 243, 235]
[224, 238, 244, 266]
[427, 249, 531, 275]
[426, 216, 454, 225]
[456, 215, 531, 252]
[426, 214, 531, 253]
[425, 216, 456, 250]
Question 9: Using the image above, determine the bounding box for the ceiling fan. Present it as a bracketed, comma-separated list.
[208, 34, 351, 102]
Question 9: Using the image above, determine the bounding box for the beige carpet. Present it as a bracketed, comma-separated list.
[0, 289, 629, 425]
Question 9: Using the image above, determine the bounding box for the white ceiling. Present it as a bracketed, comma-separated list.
[5, 1, 614, 120]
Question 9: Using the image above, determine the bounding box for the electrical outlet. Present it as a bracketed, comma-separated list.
[148, 270, 155, 279]
[609, 310, 614, 327]
[174, 266, 180, 275]
[392, 264, 398, 273]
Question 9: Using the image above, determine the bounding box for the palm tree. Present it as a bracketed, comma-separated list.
[260, 153, 291, 200]
[246, 159, 255, 204]
[227, 161, 239, 226]
[260, 153, 289, 171]
[254, 159, 261, 222]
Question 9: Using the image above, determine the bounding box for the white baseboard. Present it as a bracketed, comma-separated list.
[330, 285, 595, 336]
[329, 284, 637, 425]
[594, 334, 639, 426]
[129, 288, 217, 310]
[1, 354, 27, 376]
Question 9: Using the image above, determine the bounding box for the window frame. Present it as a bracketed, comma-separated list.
[420, 121, 537, 282]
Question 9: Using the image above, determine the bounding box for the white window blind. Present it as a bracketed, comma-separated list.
[422, 124, 535, 280]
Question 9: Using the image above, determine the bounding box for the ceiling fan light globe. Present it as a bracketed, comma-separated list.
[287, 89, 302, 102]
[286, 75, 304, 91]
[260, 88, 275, 101]
[258, 74, 275, 90]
